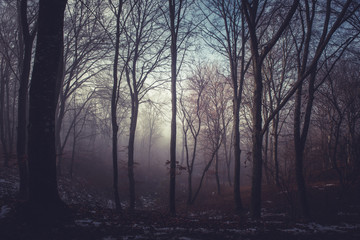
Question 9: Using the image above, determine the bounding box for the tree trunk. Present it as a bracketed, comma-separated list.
[272, 114, 280, 186]
[110, 0, 124, 212]
[187, 168, 192, 205]
[70, 101, 77, 179]
[27, 0, 68, 223]
[215, 149, 221, 195]
[294, 142, 309, 218]
[263, 127, 270, 185]
[0, 62, 10, 167]
[16, 0, 36, 199]
[169, 0, 177, 216]
[242, 0, 300, 219]
[55, 89, 66, 176]
[250, 61, 264, 219]
[128, 99, 138, 210]
[222, 119, 232, 187]
[148, 126, 152, 167]
[232, 70, 243, 213]
[293, 84, 309, 219]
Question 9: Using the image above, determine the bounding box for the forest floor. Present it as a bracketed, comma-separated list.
[1, 166, 360, 240]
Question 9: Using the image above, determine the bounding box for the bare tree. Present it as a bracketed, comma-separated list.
[200, 0, 249, 213]
[109, 0, 126, 212]
[165, 0, 194, 216]
[138, 100, 163, 168]
[262, 30, 295, 186]
[242, 0, 300, 219]
[122, 0, 168, 210]
[202, 65, 231, 195]
[56, 0, 108, 176]
[179, 64, 206, 204]
[289, 0, 358, 218]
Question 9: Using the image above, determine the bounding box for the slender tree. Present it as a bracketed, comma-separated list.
[109, 0, 125, 212]
[200, 0, 249, 213]
[167, 0, 193, 216]
[290, 0, 358, 218]
[179, 64, 206, 205]
[242, 0, 300, 219]
[124, 0, 168, 210]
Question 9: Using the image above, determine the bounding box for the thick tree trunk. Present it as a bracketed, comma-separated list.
[293, 81, 311, 219]
[16, 0, 36, 199]
[294, 143, 309, 218]
[27, 0, 68, 222]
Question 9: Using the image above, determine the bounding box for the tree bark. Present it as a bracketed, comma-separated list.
[27, 0, 68, 222]
[272, 114, 280, 186]
[233, 94, 243, 212]
[250, 60, 264, 219]
[215, 150, 221, 195]
[169, 0, 178, 216]
[110, 0, 124, 212]
[0, 62, 10, 167]
[16, 0, 36, 199]
[127, 98, 138, 210]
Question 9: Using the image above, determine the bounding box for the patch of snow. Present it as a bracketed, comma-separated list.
[266, 220, 284, 224]
[0, 205, 10, 219]
[262, 212, 286, 217]
[107, 200, 115, 209]
[337, 211, 358, 216]
[103, 237, 117, 240]
[75, 218, 101, 227]
[282, 222, 360, 235]
[153, 227, 173, 233]
[227, 228, 258, 234]
[93, 221, 102, 227]
[224, 220, 237, 225]
[245, 228, 258, 234]
[132, 236, 146, 240]
[178, 237, 193, 240]
[281, 227, 308, 234]
[139, 195, 157, 209]
[196, 228, 212, 234]
[175, 227, 187, 231]
[324, 184, 335, 187]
